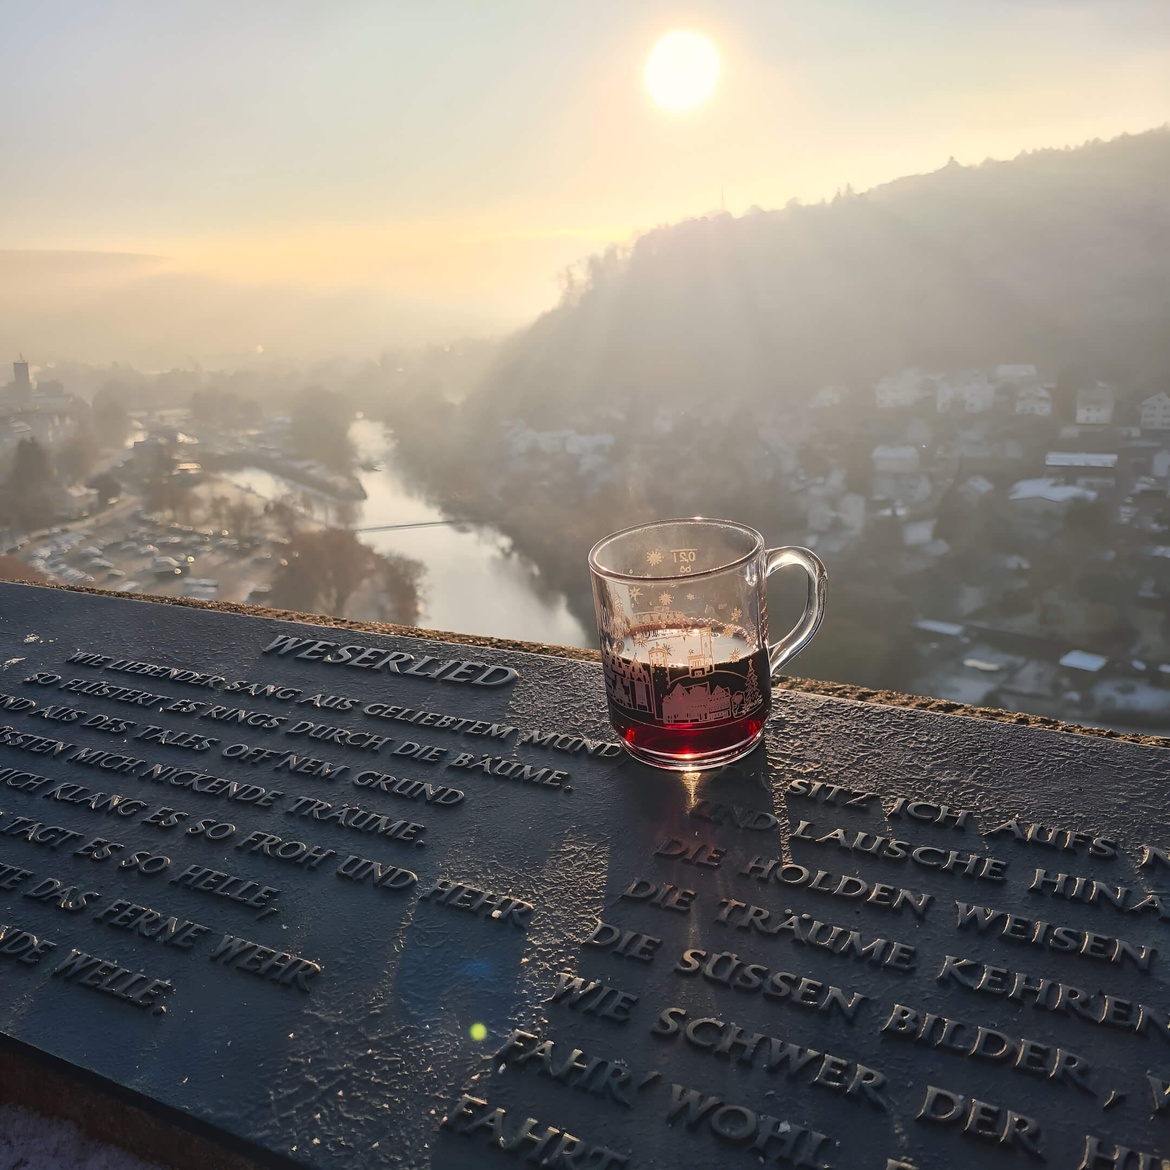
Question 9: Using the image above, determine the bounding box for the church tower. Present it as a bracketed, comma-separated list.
[12, 357, 32, 406]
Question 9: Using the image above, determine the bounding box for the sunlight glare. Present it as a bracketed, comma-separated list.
[678, 770, 704, 811]
[644, 31, 720, 113]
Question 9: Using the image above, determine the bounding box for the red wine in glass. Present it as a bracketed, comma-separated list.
[603, 622, 769, 767]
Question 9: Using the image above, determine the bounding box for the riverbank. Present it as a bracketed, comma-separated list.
[217, 420, 589, 647]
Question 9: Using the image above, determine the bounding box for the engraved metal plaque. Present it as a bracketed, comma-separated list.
[1, 583, 1169, 1169]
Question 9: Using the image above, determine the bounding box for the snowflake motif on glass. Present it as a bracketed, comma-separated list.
[628, 585, 642, 603]
[729, 607, 743, 622]
[728, 647, 741, 662]
[685, 592, 696, 601]
[717, 602, 727, 611]
[658, 592, 673, 608]
[646, 550, 664, 567]
[633, 631, 649, 647]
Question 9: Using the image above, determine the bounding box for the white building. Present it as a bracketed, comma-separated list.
[811, 384, 845, 409]
[875, 369, 931, 410]
[995, 364, 1039, 386]
[902, 518, 936, 547]
[1076, 383, 1116, 426]
[1008, 480, 1097, 540]
[1009, 478, 1097, 504]
[502, 423, 615, 477]
[872, 444, 920, 474]
[1, 360, 77, 418]
[805, 490, 835, 534]
[60, 483, 96, 520]
[837, 492, 866, 536]
[963, 377, 997, 413]
[1139, 391, 1170, 431]
[1059, 650, 1108, 674]
[1045, 452, 1118, 470]
[956, 474, 995, 503]
[914, 619, 965, 637]
[936, 371, 995, 414]
[1016, 384, 1053, 417]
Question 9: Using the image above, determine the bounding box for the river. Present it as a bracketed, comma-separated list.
[221, 419, 590, 649]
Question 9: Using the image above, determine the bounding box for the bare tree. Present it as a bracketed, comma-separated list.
[225, 499, 260, 540]
[4, 438, 55, 532]
[92, 384, 132, 448]
[334, 498, 359, 530]
[377, 552, 425, 626]
[264, 495, 303, 540]
[269, 528, 378, 616]
[205, 495, 231, 533]
[55, 429, 100, 484]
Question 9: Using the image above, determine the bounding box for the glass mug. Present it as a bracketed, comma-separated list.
[589, 518, 827, 770]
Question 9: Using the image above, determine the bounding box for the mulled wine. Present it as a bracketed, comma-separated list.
[602, 622, 770, 767]
[589, 518, 826, 770]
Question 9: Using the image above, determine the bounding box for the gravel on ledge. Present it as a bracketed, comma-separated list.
[0, 1103, 167, 1170]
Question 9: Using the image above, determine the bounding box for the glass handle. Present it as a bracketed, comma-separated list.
[764, 546, 827, 677]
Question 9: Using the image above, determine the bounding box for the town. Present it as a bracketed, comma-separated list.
[389, 358, 1170, 731]
[0, 357, 422, 629]
[1, 350, 1168, 731]
[798, 365, 1170, 727]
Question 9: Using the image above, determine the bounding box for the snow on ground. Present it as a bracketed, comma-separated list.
[0, 1104, 167, 1170]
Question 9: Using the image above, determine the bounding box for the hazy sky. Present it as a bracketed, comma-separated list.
[2, 0, 1168, 365]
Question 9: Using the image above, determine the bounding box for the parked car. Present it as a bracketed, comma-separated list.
[183, 578, 219, 599]
[152, 556, 185, 577]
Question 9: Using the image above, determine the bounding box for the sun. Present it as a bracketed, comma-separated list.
[644, 30, 720, 113]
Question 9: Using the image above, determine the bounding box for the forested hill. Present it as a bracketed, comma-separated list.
[470, 127, 1170, 426]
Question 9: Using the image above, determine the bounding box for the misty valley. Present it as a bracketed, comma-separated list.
[3, 130, 1170, 736]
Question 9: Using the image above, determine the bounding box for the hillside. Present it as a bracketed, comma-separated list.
[467, 126, 1170, 427]
[386, 127, 1170, 693]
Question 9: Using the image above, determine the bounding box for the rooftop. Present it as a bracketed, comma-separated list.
[1045, 452, 1118, 468]
[914, 618, 965, 637]
[1059, 649, 1109, 672]
[1009, 477, 1097, 503]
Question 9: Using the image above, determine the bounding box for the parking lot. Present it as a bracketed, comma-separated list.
[10, 510, 285, 605]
